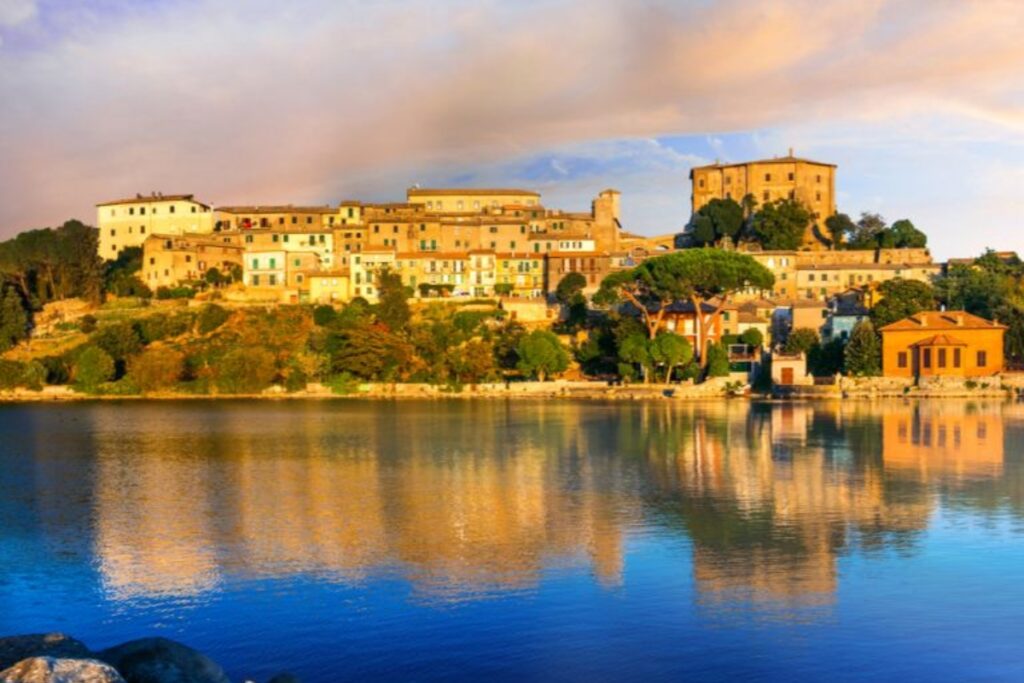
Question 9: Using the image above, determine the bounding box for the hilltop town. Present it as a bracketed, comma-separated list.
[1, 152, 1022, 398]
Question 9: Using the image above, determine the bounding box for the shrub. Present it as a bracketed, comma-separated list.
[705, 342, 730, 378]
[197, 304, 230, 334]
[214, 347, 277, 394]
[739, 328, 764, 349]
[155, 286, 195, 300]
[784, 328, 819, 355]
[93, 321, 142, 364]
[79, 314, 98, 334]
[74, 346, 115, 390]
[39, 355, 71, 385]
[128, 347, 185, 392]
[136, 312, 193, 344]
[312, 304, 337, 327]
[845, 320, 881, 377]
[0, 360, 25, 390]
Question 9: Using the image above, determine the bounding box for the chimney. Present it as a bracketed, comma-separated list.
[788, 147, 794, 157]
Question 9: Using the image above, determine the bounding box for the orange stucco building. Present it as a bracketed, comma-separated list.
[880, 311, 1005, 378]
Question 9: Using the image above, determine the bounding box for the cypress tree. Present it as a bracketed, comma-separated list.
[0, 286, 29, 352]
[844, 320, 881, 376]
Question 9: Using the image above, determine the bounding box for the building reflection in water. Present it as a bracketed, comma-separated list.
[81, 400, 1020, 611]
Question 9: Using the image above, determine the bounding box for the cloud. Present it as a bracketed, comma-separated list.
[0, 0, 1023, 258]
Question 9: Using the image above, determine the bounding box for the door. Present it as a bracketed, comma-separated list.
[781, 367, 794, 385]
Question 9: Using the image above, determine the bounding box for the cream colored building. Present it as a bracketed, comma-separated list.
[97, 193, 214, 259]
[308, 271, 351, 304]
[141, 234, 244, 290]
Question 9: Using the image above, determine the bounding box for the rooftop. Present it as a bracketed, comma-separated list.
[690, 152, 836, 174]
[97, 193, 205, 207]
[407, 188, 540, 197]
[880, 310, 1007, 332]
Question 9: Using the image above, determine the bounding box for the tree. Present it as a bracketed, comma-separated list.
[809, 337, 845, 376]
[0, 286, 29, 351]
[375, 268, 410, 332]
[129, 347, 185, 392]
[784, 327, 819, 355]
[448, 339, 497, 384]
[847, 212, 887, 250]
[649, 332, 693, 383]
[494, 321, 526, 371]
[739, 328, 764, 349]
[618, 332, 653, 382]
[870, 279, 935, 328]
[92, 321, 142, 374]
[749, 199, 811, 250]
[704, 342, 730, 378]
[515, 330, 569, 381]
[844, 320, 881, 376]
[327, 323, 411, 381]
[824, 213, 855, 250]
[555, 272, 587, 305]
[204, 267, 224, 287]
[215, 347, 277, 394]
[889, 219, 927, 248]
[691, 198, 744, 246]
[596, 249, 773, 367]
[74, 346, 115, 389]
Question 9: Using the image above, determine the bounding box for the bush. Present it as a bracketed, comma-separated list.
[74, 346, 115, 390]
[39, 355, 71, 385]
[155, 286, 195, 300]
[93, 321, 142, 363]
[214, 347, 277, 394]
[739, 328, 764, 348]
[784, 328, 819, 355]
[128, 347, 185, 392]
[197, 304, 230, 334]
[705, 342, 730, 378]
[845, 320, 881, 376]
[135, 312, 194, 344]
[79, 314, 98, 334]
[312, 304, 337, 327]
[0, 360, 25, 390]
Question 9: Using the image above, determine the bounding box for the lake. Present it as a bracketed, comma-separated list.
[1, 399, 1023, 681]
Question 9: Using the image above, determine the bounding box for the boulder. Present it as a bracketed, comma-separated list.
[0, 656, 125, 683]
[98, 638, 229, 683]
[0, 636, 93, 671]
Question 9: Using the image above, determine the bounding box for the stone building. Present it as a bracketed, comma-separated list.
[690, 151, 836, 247]
[97, 193, 214, 258]
[141, 234, 243, 290]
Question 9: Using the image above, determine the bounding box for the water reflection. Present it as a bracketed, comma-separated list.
[10, 400, 1024, 613]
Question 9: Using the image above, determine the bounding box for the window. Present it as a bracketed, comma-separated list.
[140, 226, 145, 234]
[293, 258, 300, 267]
[977, 350, 988, 367]
[923, 348, 932, 368]
[269, 274, 277, 286]
[110, 229, 116, 236]
[762, 190, 770, 201]
[273, 234, 279, 242]
[698, 179, 705, 188]
[306, 217, 312, 224]
[170, 205, 175, 214]
[140, 207, 146, 215]
[954, 348, 962, 368]
[252, 258, 259, 268]
[788, 172, 794, 181]
[291, 216, 297, 224]
[252, 275, 260, 286]
[816, 174, 822, 183]
[938, 348, 947, 368]
[897, 352, 908, 369]
[129, 208, 135, 215]
[269, 258, 276, 268]
[764, 173, 771, 182]
[816, 192, 822, 201]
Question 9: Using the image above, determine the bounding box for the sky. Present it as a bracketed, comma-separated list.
[0, 0, 1022, 260]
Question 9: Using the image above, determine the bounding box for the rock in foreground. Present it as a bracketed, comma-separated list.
[98, 638, 229, 683]
[0, 636, 94, 672]
[0, 657, 124, 683]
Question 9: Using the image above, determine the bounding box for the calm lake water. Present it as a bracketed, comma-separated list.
[2, 399, 1023, 682]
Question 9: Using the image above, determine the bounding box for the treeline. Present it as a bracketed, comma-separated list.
[689, 195, 927, 251]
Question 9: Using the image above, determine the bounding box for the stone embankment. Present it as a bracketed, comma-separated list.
[0, 378, 742, 402]
[0, 634, 293, 683]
